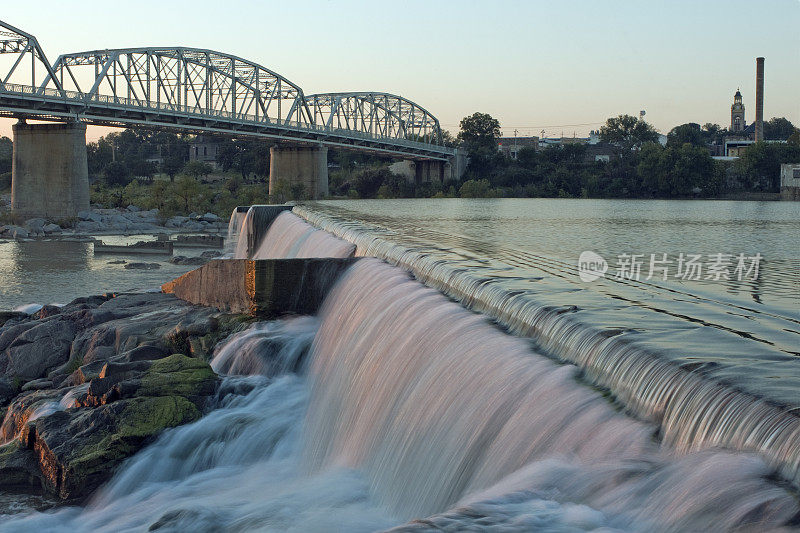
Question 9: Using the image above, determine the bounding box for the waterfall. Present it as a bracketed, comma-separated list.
[210, 316, 319, 377]
[224, 207, 248, 257]
[225, 207, 355, 259]
[294, 204, 800, 487]
[3, 215, 798, 531]
[251, 211, 355, 259]
[303, 258, 797, 530]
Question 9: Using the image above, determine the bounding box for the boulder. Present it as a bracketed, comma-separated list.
[4, 316, 77, 379]
[77, 211, 103, 223]
[42, 223, 62, 234]
[126, 205, 141, 212]
[75, 221, 102, 233]
[20, 378, 53, 392]
[200, 212, 220, 223]
[8, 354, 217, 499]
[123, 262, 161, 270]
[8, 226, 29, 239]
[24, 218, 47, 233]
[169, 256, 207, 265]
[165, 216, 188, 228]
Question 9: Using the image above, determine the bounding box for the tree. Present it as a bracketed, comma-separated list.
[0, 136, 12, 175]
[172, 176, 207, 212]
[457, 112, 501, 151]
[104, 161, 132, 187]
[599, 114, 660, 153]
[160, 156, 184, 182]
[763, 117, 796, 140]
[736, 141, 800, 191]
[667, 123, 704, 148]
[182, 160, 214, 178]
[459, 179, 494, 198]
[350, 167, 395, 198]
[457, 112, 505, 181]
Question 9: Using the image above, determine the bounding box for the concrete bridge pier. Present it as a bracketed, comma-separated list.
[11, 120, 89, 220]
[269, 145, 328, 200]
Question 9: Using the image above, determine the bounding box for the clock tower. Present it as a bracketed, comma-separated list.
[731, 89, 745, 132]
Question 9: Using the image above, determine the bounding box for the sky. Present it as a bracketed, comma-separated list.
[1, 0, 798, 141]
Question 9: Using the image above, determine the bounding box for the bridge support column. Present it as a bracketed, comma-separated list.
[389, 159, 444, 186]
[269, 145, 328, 200]
[11, 120, 89, 220]
[445, 149, 467, 182]
[414, 160, 444, 184]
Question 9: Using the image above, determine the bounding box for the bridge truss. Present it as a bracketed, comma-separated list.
[0, 20, 452, 160]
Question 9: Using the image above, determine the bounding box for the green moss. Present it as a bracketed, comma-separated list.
[64, 355, 83, 375]
[138, 354, 216, 401]
[67, 396, 200, 485]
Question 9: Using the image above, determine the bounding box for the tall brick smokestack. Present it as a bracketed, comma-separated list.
[755, 57, 764, 142]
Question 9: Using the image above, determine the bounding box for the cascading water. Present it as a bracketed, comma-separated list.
[295, 204, 800, 487]
[251, 211, 355, 259]
[224, 207, 248, 257]
[303, 259, 797, 530]
[3, 218, 798, 531]
[210, 316, 318, 377]
[226, 207, 355, 259]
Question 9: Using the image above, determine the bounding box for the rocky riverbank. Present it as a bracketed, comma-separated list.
[0, 291, 254, 501]
[0, 205, 229, 240]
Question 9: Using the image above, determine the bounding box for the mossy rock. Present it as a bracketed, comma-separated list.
[36, 395, 202, 500]
[138, 354, 217, 404]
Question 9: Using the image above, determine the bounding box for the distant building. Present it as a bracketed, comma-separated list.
[731, 89, 746, 132]
[189, 135, 222, 168]
[779, 163, 800, 200]
[497, 136, 538, 159]
[584, 143, 616, 163]
[724, 138, 754, 157]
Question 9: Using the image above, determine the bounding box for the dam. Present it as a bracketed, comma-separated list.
[1, 200, 799, 531]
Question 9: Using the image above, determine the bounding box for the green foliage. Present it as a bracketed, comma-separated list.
[459, 178, 495, 198]
[735, 141, 800, 191]
[457, 112, 501, 150]
[637, 142, 716, 197]
[0, 171, 10, 191]
[763, 117, 796, 141]
[351, 167, 397, 198]
[600, 114, 660, 153]
[788, 129, 800, 147]
[0, 135, 11, 176]
[0, 211, 24, 226]
[182, 160, 214, 178]
[104, 161, 132, 187]
[667, 123, 705, 148]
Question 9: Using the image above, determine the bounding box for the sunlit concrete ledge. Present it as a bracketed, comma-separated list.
[162, 258, 359, 316]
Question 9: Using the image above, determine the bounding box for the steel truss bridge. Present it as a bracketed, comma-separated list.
[0, 20, 453, 161]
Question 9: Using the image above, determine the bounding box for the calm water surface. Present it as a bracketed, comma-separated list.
[0, 235, 218, 311]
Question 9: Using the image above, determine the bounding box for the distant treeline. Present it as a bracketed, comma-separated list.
[1, 114, 798, 203]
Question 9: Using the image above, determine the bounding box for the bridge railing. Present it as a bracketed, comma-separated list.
[0, 82, 452, 154]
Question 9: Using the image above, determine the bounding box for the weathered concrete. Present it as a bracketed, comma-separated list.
[269, 146, 328, 199]
[391, 151, 466, 185]
[11, 121, 89, 220]
[162, 258, 359, 316]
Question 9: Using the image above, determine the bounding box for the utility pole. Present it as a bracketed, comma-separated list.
[513, 129, 518, 159]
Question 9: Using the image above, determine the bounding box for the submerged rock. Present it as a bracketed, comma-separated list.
[124, 262, 161, 270]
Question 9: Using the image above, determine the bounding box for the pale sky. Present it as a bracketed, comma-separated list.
[1, 0, 798, 141]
